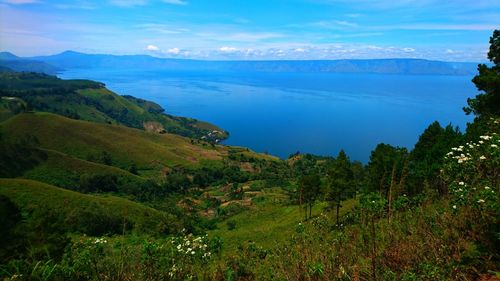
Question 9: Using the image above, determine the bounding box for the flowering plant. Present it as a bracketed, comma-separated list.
[442, 118, 499, 218]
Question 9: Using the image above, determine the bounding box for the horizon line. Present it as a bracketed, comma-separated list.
[0, 50, 488, 64]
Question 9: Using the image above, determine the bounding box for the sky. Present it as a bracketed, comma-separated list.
[0, 0, 499, 61]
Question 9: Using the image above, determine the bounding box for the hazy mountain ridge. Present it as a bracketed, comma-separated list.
[0, 52, 61, 74]
[0, 50, 480, 75]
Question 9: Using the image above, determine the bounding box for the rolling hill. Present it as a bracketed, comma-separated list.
[21, 149, 144, 190]
[1, 112, 224, 171]
[0, 178, 178, 235]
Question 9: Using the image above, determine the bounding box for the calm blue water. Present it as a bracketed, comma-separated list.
[60, 69, 476, 162]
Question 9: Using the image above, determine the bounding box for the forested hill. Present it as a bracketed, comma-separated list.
[0, 71, 227, 141]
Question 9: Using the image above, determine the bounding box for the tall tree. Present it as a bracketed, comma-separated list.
[327, 150, 354, 225]
[366, 143, 408, 201]
[464, 29, 500, 118]
[299, 173, 321, 220]
[407, 121, 462, 195]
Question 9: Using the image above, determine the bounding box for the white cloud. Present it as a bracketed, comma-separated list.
[166, 47, 180, 54]
[219, 46, 238, 52]
[161, 0, 187, 5]
[2, 0, 38, 4]
[146, 44, 160, 51]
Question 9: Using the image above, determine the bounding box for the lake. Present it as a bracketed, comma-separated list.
[60, 69, 476, 162]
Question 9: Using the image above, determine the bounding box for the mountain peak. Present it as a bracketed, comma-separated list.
[0, 51, 20, 60]
[57, 50, 87, 57]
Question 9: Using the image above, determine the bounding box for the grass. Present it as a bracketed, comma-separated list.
[210, 188, 358, 253]
[1, 112, 278, 181]
[76, 88, 146, 125]
[227, 146, 280, 162]
[0, 178, 177, 235]
[22, 149, 144, 189]
[1, 112, 223, 171]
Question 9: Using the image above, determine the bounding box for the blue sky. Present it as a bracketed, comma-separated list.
[0, 0, 498, 61]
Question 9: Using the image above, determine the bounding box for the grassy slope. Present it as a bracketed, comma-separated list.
[0, 178, 176, 234]
[0, 72, 228, 139]
[210, 188, 358, 253]
[1, 112, 223, 170]
[76, 88, 147, 125]
[22, 149, 144, 189]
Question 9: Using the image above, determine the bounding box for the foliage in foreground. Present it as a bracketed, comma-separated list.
[0, 29, 499, 281]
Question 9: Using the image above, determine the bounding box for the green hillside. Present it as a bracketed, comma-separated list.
[0, 71, 227, 140]
[210, 190, 358, 252]
[1, 112, 224, 171]
[0, 178, 178, 235]
[22, 149, 144, 190]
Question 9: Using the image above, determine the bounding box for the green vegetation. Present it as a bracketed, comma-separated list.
[0, 71, 228, 140]
[22, 149, 143, 189]
[0, 179, 177, 236]
[1, 112, 223, 169]
[0, 30, 499, 281]
[211, 195, 358, 252]
[0, 96, 28, 122]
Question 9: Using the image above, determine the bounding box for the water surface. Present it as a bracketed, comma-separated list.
[61, 69, 475, 162]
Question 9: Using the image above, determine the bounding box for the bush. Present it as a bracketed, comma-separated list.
[227, 220, 237, 230]
[79, 174, 118, 193]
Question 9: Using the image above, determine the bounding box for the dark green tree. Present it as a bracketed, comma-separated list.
[464, 29, 500, 117]
[407, 121, 462, 195]
[299, 173, 321, 220]
[0, 195, 22, 263]
[99, 151, 113, 165]
[79, 174, 119, 193]
[326, 150, 354, 225]
[366, 143, 408, 214]
[128, 163, 138, 175]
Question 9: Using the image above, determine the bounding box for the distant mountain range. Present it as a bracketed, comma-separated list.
[0, 50, 482, 75]
[0, 52, 61, 74]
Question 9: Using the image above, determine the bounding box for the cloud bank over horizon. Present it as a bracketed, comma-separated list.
[0, 0, 498, 61]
